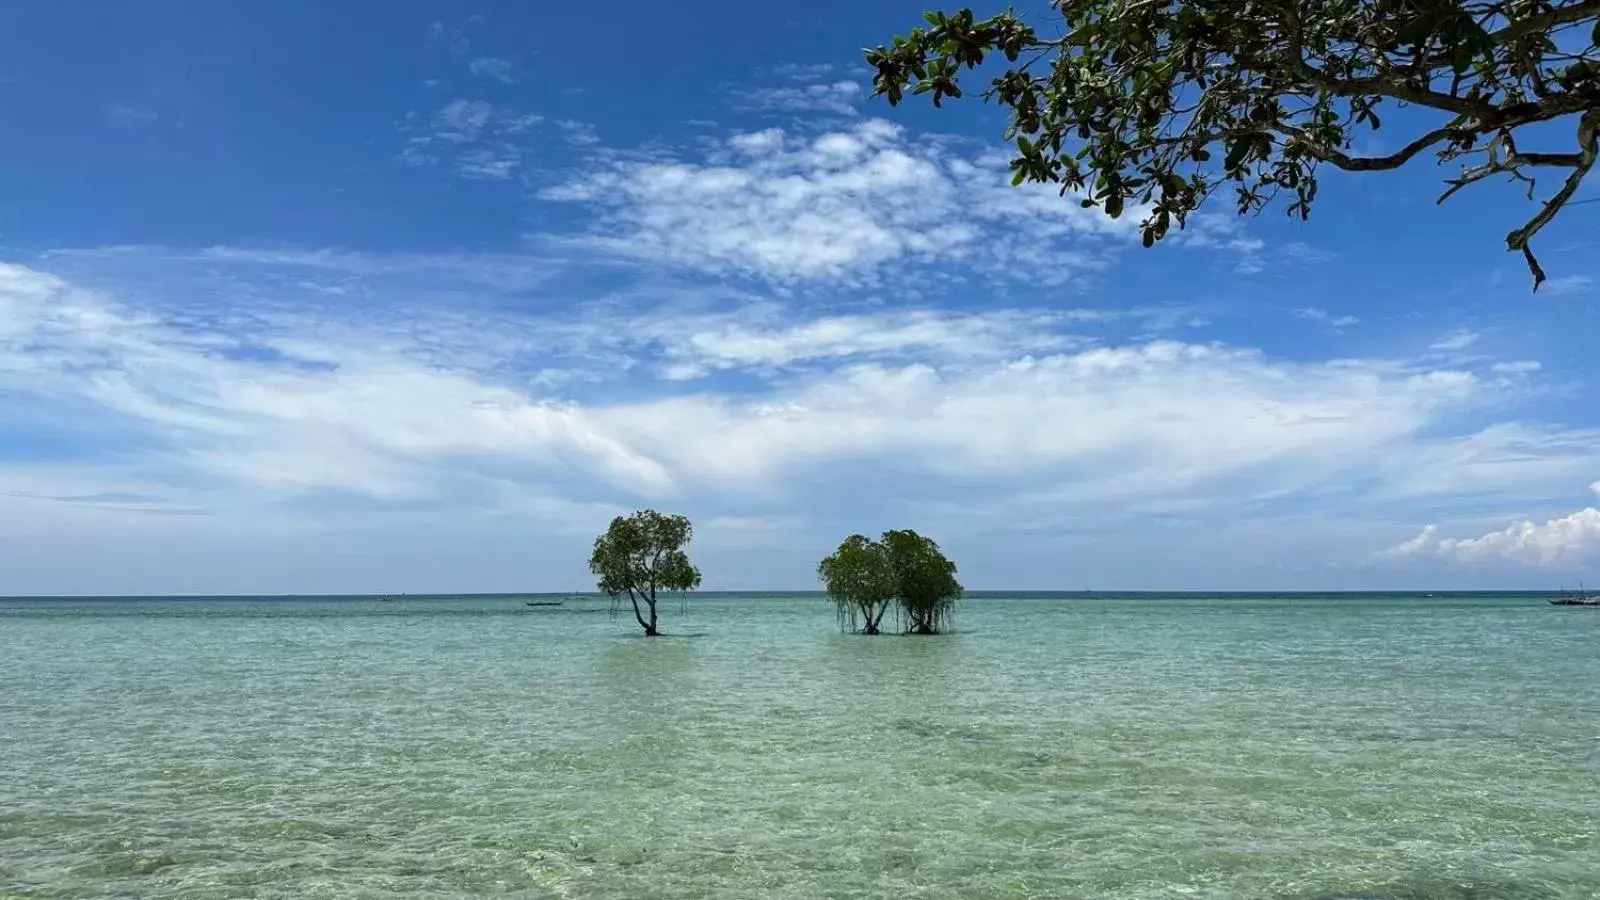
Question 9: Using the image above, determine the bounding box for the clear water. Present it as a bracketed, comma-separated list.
[2, 593, 1597, 899]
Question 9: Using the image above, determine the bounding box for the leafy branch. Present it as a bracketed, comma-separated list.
[867, 0, 1600, 288]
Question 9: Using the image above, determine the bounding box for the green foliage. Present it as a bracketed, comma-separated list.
[818, 534, 899, 634]
[866, 0, 1600, 288]
[588, 509, 702, 636]
[819, 529, 964, 635]
[880, 529, 963, 635]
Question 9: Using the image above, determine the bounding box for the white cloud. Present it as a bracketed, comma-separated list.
[1174, 214, 1272, 274]
[106, 104, 158, 127]
[1295, 307, 1360, 329]
[5, 258, 1573, 527]
[1379, 524, 1443, 559]
[425, 20, 471, 58]
[1542, 274, 1593, 296]
[1360, 422, 1600, 511]
[9, 249, 1600, 593]
[400, 100, 544, 178]
[468, 57, 515, 84]
[1380, 488, 1600, 567]
[1491, 360, 1541, 374]
[766, 62, 852, 82]
[456, 146, 521, 180]
[185, 247, 558, 287]
[433, 99, 496, 137]
[737, 80, 863, 116]
[591, 344, 1495, 499]
[555, 120, 600, 146]
[1431, 330, 1480, 351]
[540, 118, 1142, 286]
[0, 263, 676, 507]
[629, 306, 1099, 380]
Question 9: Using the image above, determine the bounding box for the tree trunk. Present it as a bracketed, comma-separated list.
[627, 590, 654, 636]
[859, 601, 881, 634]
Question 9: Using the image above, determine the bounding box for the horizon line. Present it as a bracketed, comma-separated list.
[0, 588, 1574, 600]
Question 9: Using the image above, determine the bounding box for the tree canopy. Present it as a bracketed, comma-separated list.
[818, 533, 900, 634]
[819, 529, 964, 634]
[881, 529, 964, 634]
[588, 509, 702, 636]
[866, 0, 1600, 288]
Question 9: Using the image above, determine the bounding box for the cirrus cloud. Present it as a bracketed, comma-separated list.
[538, 118, 1142, 287]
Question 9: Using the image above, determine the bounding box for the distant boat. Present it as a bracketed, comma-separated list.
[1551, 585, 1600, 606]
[525, 600, 565, 608]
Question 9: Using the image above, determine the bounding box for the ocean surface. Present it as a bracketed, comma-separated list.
[2, 592, 1597, 899]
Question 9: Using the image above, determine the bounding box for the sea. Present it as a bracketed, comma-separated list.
[2, 592, 1597, 899]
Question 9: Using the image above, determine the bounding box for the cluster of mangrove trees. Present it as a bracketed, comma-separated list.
[816, 530, 963, 635]
[588, 510, 963, 636]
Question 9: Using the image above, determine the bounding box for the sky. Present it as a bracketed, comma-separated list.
[1, 1, 1598, 595]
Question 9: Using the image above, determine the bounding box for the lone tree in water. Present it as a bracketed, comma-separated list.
[818, 534, 899, 634]
[882, 529, 963, 634]
[588, 510, 702, 636]
[866, 0, 1600, 289]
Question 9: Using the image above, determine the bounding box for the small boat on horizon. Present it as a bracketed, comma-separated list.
[1550, 585, 1600, 606]
[525, 600, 565, 608]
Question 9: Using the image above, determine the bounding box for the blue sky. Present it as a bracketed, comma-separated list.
[1, 0, 1598, 595]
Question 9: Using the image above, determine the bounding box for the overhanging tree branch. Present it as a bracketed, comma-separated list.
[1291, 123, 1467, 170]
[867, 0, 1600, 289]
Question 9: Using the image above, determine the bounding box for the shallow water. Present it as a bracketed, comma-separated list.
[2, 593, 1597, 899]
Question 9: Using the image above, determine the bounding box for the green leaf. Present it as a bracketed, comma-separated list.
[1224, 137, 1249, 172]
[1394, 12, 1434, 47]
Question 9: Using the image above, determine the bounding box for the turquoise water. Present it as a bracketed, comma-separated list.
[2, 593, 1597, 899]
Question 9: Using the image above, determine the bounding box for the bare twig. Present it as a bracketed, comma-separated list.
[1506, 108, 1600, 289]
